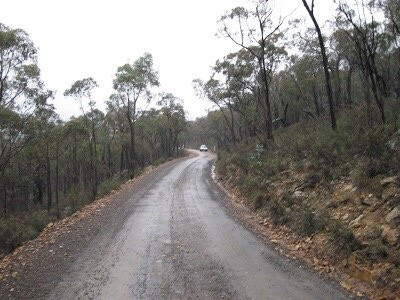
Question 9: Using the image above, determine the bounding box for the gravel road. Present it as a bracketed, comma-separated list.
[1, 151, 350, 299]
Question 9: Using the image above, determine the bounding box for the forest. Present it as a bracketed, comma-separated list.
[1, 0, 400, 296]
[188, 0, 400, 296]
[0, 23, 187, 255]
[190, 0, 399, 148]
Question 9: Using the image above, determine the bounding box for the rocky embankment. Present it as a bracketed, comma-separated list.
[215, 167, 400, 300]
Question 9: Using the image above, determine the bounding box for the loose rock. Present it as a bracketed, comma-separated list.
[380, 176, 398, 187]
[385, 206, 400, 225]
[381, 225, 399, 245]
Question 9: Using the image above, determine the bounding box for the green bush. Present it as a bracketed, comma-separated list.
[0, 211, 51, 256]
[360, 239, 389, 262]
[292, 208, 325, 237]
[97, 177, 122, 198]
[239, 174, 262, 195]
[268, 199, 288, 225]
[26, 210, 48, 232]
[251, 191, 268, 210]
[329, 221, 362, 255]
[153, 157, 167, 166]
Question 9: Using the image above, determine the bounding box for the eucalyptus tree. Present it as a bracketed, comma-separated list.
[218, 1, 286, 140]
[379, 0, 400, 98]
[214, 48, 273, 138]
[0, 23, 51, 176]
[157, 93, 186, 156]
[193, 78, 238, 145]
[112, 53, 159, 177]
[32, 105, 59, 212]
[287, 54, 324, 119]
[330, 28, 360, 106]
[301, 0, 337, 130]
[380, 0, 400, 36]
[336, 0, 387, 124]
[64, 77, 99, 200]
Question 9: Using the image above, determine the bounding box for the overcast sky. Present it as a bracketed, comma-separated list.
[1, 0, 334, 120]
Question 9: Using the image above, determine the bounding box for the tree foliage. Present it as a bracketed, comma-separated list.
[0, 24, 187, 255]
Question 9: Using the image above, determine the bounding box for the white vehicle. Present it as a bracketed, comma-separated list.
[199, 145, 208, 152]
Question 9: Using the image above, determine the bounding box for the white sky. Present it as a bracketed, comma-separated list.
[1, 0, 334, 120]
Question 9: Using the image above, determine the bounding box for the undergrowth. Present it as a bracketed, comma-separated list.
[216, 102, 400, 261]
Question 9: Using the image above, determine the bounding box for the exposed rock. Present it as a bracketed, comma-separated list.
[380, 176, 398, 187]
[295, 174, 320, 191]
[381, 225, 399, 245]
[338, 191, 353, 204]
[342, 213, 349, 221]
[46, 223, 54, 228]
[293, 190, 305, 199]
[361, 194, 377, 206]
[381, 186, 398, 202]
[343, 183, 355, 191]
[385, 206, 400, 226]
[350, 214, 363, 228]
[326, 198, 338, 209]
[388, 195, 400, 208]
[387, 131, 400, 151]
[261, 179, 272, 187]
[359, 223, 382, 241]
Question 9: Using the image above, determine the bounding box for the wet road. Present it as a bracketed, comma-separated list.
[49, 151, 348, 299]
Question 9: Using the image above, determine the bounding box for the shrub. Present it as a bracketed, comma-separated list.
[268, 199, 288, 225]
[97, 177, 122, 198]
[251, 191, 268, 210]
[389, 250, 400, 267]
[329, 221, 362, 255]
[239, 174, 262, 195]
[27, 210, 49, 232]
[0, 211, 50, 256]
[360, 239, 389, 262]
[292, 208, 325, 237]
[153, 157, 167, 166]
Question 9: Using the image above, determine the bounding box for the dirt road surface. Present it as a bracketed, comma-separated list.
[0, 151, 351, 299]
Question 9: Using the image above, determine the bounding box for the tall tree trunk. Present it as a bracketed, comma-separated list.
[108, 143, 112, 178]
[367, 63, 386, 123]
[46, 142, 52, 212]
[396, 51, 400, 99]
[283, 103, 289, 126]
[312, 85, 320, 117]
[362, 73, 373, 127]
[260, 58, 274, 140]
[334, 60, 342, 109]
[91, 115, 98, 199]
[346, 65, 353, 106]
[126, 100, 136, 178]
[256, 85, 269, 139]
[55, 144, 60, 219]
[3, 186, 7, 214]
[228, 105, 236, 145]
[34, 179, 43, 204]
[302, 0, 337, 130]
[120, 145, 124, 173]
[73, 134, 78, 185]
[88, 138, 96, 201]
